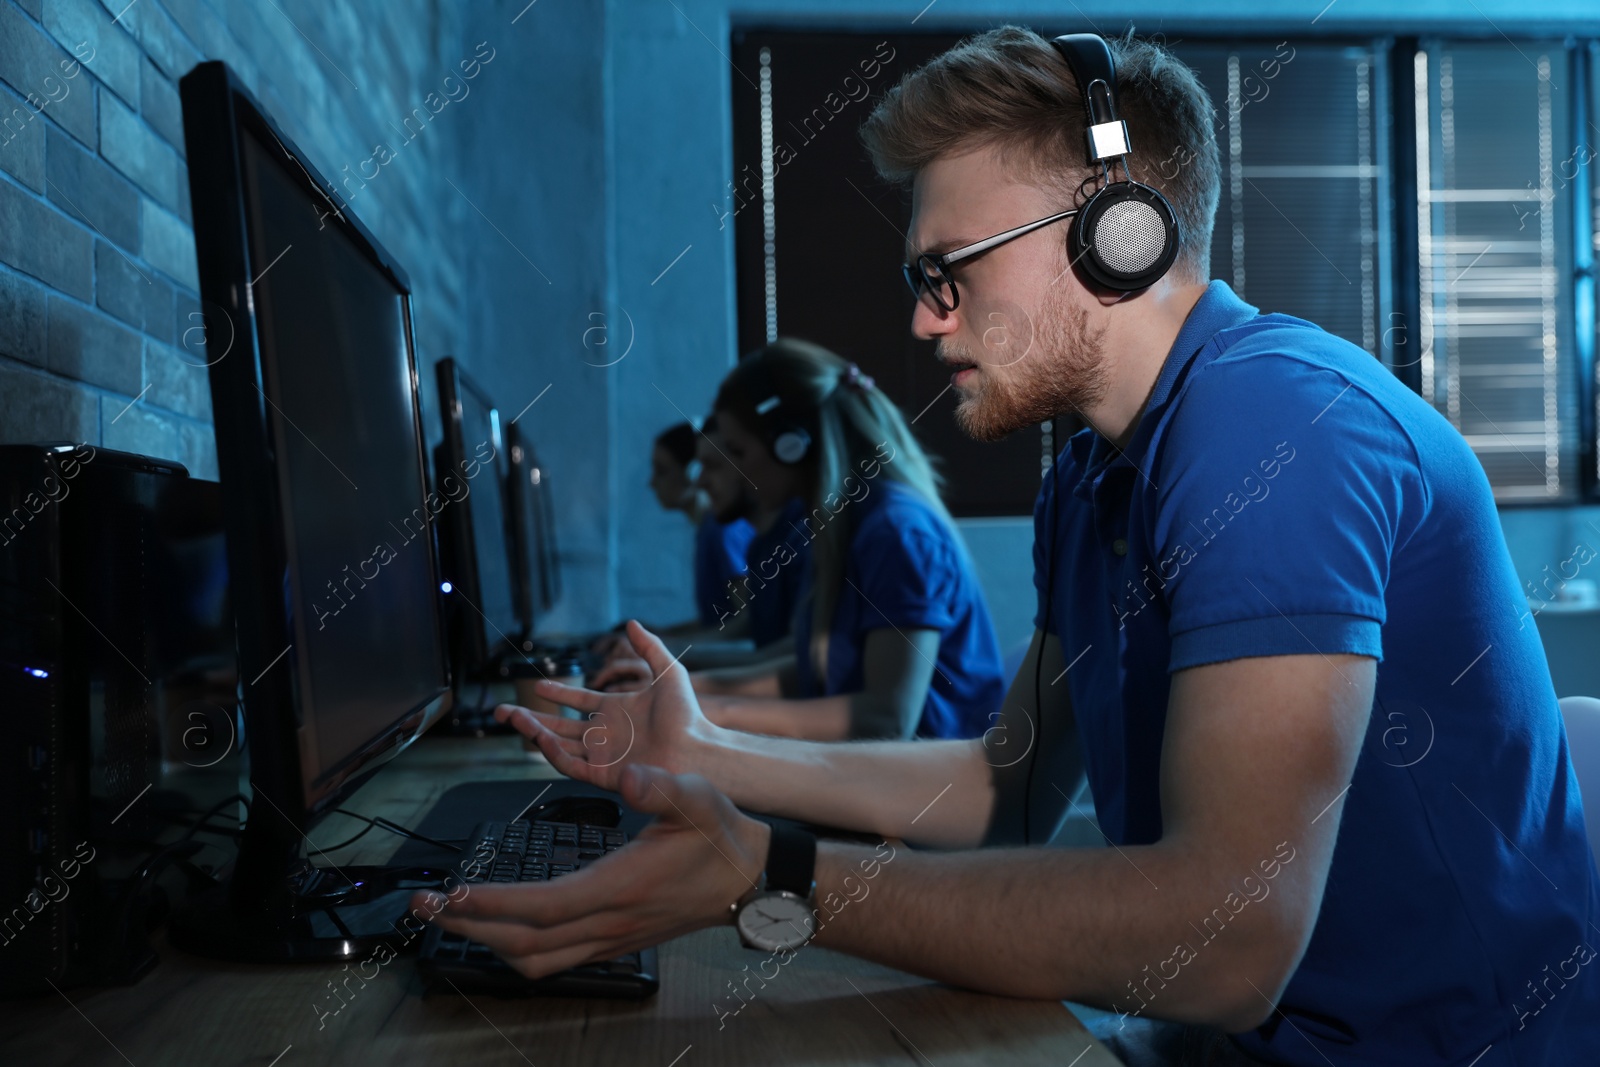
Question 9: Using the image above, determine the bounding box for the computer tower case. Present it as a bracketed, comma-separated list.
[0, 444, 238, 994]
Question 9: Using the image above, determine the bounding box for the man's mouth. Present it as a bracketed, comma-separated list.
[943, 358, 979, 385]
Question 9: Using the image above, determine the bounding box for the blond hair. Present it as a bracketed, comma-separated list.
[860, 26, 1220, 282]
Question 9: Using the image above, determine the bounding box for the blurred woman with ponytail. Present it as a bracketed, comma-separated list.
[685, 337, 1005, 740]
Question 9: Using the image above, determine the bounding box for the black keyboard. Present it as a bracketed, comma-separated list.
[416, 819, 659, 998]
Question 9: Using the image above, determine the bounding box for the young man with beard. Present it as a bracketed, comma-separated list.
[416, 28, 1600, 1065]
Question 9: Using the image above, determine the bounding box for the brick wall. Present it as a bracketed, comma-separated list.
[0, 0, 469, 483]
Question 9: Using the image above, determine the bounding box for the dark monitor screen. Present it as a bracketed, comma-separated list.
[199, 104, 449, 814]
[178, 60, 450, 963]
[506, 420, 559, 634]
[459, 389, 516, 640]
[436, 359, 517, 667]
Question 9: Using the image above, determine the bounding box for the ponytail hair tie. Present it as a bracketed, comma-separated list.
[842, 362, 876, 392]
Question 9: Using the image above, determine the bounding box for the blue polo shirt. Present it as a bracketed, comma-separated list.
[1034, 281, 1600, 1063]
[693, 514, 754, 627]
[794, 480, 1004, 739]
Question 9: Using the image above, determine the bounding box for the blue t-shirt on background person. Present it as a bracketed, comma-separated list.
[693, 513, 755, 627]
[793, 479, 1004, 740]
[1033, 280, 1600, 1064]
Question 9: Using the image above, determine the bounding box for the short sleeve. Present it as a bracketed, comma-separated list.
[1152, 352, 1415, 672]
[852, 508, 958, 633]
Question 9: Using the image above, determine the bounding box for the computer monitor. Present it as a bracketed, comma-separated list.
[505, 419, 561, 638]
[171, 61, 451, 961]
[433, 358, 519, 675]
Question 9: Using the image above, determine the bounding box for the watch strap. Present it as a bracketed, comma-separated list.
[763, 823, 817, 898]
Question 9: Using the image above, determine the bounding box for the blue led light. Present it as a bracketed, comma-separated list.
[25, 667, 48, 679]
[440, 581, 453, 594]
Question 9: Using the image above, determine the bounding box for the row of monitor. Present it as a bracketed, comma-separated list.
[169, 60, 561, 958]
[435, 358, 561, 676]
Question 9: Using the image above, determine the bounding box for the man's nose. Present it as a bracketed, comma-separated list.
[911, 295, 958, 341]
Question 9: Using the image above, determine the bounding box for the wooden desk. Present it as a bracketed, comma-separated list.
[0, 737, 1120, 1066]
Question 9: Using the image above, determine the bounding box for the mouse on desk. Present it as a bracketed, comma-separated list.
[523, 794, 623, 828]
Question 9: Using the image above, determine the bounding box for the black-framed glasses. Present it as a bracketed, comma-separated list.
[902, 208, 1080, 313]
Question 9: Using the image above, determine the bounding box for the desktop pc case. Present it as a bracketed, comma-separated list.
[0, 445, 239, 994]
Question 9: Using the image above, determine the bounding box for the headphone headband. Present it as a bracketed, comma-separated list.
[1050, 34, 1131, 164]
[736, 353, 814, 466]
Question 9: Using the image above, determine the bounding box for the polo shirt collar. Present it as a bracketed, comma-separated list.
[1077, 281, 1259, 488]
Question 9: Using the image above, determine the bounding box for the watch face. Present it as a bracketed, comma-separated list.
[737, 891, 816, 951]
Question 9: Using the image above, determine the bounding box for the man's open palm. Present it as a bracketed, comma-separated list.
[496, 620, 714, 793]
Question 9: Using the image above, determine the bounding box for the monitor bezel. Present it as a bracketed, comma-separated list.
[181, 61, 450, 833]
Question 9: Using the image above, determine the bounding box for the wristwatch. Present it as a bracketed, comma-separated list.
[731, 823, 818, 952]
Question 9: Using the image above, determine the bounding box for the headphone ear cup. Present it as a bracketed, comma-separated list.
[772, 428, 810, 465]
[1069, 182, 1181, 292]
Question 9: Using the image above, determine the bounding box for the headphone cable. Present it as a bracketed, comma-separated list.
[1025, 430, 1065, 844]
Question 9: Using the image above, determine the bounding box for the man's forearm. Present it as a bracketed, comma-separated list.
[807, 839, 1299, 1030]
[705, 694, 853, 740]
[693, 661, 788, 697]
[706, 691, 916, 742]
[691, 729, 994, 847]
[679, 642, 767, 671]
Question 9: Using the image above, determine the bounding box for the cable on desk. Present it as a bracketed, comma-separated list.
[324, 809, 463, 853]
[126, 794, 251, 880]
[113, 794, 253, 958]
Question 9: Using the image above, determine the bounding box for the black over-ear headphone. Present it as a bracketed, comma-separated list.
[756, 394, 812, 464]
[1048, 34, 1181, 292]
[740, 356, 812, 465]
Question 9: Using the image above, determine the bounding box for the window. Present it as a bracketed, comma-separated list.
[1173, 42, 1390, 363]
[1416, 42, 1576, 500]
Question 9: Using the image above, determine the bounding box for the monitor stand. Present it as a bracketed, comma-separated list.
[426, 643, 588, 738]
[168, 814, 461, 963]
[430, 675, 516, 738]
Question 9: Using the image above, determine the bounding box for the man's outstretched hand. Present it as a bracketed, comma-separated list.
[589, 653, 652, 692]
[495, 620, 717, 794]
[410, 763, 768, 980]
